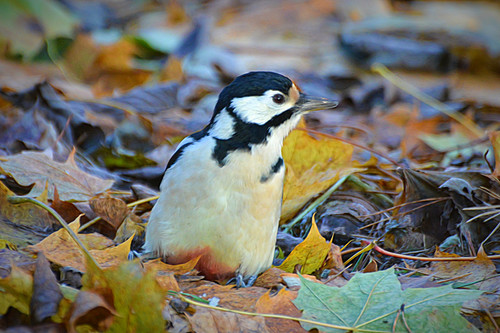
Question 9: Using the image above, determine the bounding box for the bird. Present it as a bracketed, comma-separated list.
[144, 71, 338, 286]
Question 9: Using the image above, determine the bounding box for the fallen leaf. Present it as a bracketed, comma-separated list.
[189, 306, 270, 333]
[0, 150, 114, 201]
[30, 253, 63, 323]
[0, 249, 36, 278]
[278, 217, 331, 274]
[294, 268, 482, 333]
[0, 182, 54, 247]
[254, 267, 287, 289]
[67, 290, 116, 333]
[181, 282, 266, 312]
[281, 123, 356, 221]
[0, 264, 33, 315]
[29, 217, 131, 272]
[80, 260, 166, 332]
[89, 197, 129, 230]
[431, 247, 496, 283]
[256, 288, 305, 333]
[144, 256, 201, 275]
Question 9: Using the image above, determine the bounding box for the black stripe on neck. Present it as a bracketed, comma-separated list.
[260, 157, 284, 183]
[212, 107, 296, 166]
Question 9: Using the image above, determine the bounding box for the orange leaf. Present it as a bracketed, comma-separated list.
[256, 288, 305, 333]
[278, 217, 330, 274]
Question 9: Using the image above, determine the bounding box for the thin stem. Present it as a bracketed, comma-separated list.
[7, 196, 101, 269]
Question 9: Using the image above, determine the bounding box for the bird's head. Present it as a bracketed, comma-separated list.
[211, 71, 338, 126]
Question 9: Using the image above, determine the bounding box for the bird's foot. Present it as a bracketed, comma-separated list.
[227, 274, 257, 288]
[128, 250, 142, 261]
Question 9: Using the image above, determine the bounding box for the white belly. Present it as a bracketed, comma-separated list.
[144, 136, 284, 277]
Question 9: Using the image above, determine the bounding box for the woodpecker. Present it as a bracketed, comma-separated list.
[144, 71, 337, 286]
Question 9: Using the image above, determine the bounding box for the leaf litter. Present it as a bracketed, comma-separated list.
[0, 0, 500, 332]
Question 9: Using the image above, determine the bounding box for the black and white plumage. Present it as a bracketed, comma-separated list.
[144, 71, 337, 284]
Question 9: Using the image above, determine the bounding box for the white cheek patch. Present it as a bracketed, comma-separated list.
[209, 109, 235, 139]
[230, 91, 295, 125]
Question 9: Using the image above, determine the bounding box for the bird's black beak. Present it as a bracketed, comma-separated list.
[298, 93, 338, 113]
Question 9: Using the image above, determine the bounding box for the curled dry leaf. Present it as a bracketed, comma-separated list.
[68, 291, 116, 333]
[89, 197, 129, 230]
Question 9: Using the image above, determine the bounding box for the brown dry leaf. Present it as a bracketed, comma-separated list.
[489, 131, 500, 178]
[0, 149, 114, 202]
[67, 290, 116, 333]
[254, 267, 287, 289]
[281, 123, 356, 221]
[62, 34, 99, 81]
[155, 272, 180, 292]
[89, 197, 129, 230]
[51, 187, 83, 225]
[321, 243, 345, 272]
[431, 247, 496, 283]
[431, 248, 500, 319]
[278, 217, 330, 274]
[0, 264, 33, 315]
[182, 283, 266, 312]
[29, 217, 131, 272]
[160, 56, 184, 82]
[281, 273, 321, 289]
[82, 39, 151, 97]
[189, 306, 270, 333]
[114, 212, 144, 243]
[255, 288, 305, 333]
[91, 69, 152, 97]
[144, 256, 201, 275]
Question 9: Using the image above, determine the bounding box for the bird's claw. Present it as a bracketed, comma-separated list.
[228, 274, 257, 288]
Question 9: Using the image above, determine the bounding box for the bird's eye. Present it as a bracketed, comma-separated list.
[272, 94, 285, 104]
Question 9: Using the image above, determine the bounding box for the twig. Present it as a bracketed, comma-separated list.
[365, 241, 500, 261]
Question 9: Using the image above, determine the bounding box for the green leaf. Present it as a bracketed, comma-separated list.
[293, 268, 482, 333]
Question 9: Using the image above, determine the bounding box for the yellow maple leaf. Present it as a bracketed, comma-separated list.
[278, 216, 331, 274]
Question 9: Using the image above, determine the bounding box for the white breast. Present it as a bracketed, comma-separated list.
[144, 135, 285, 276]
